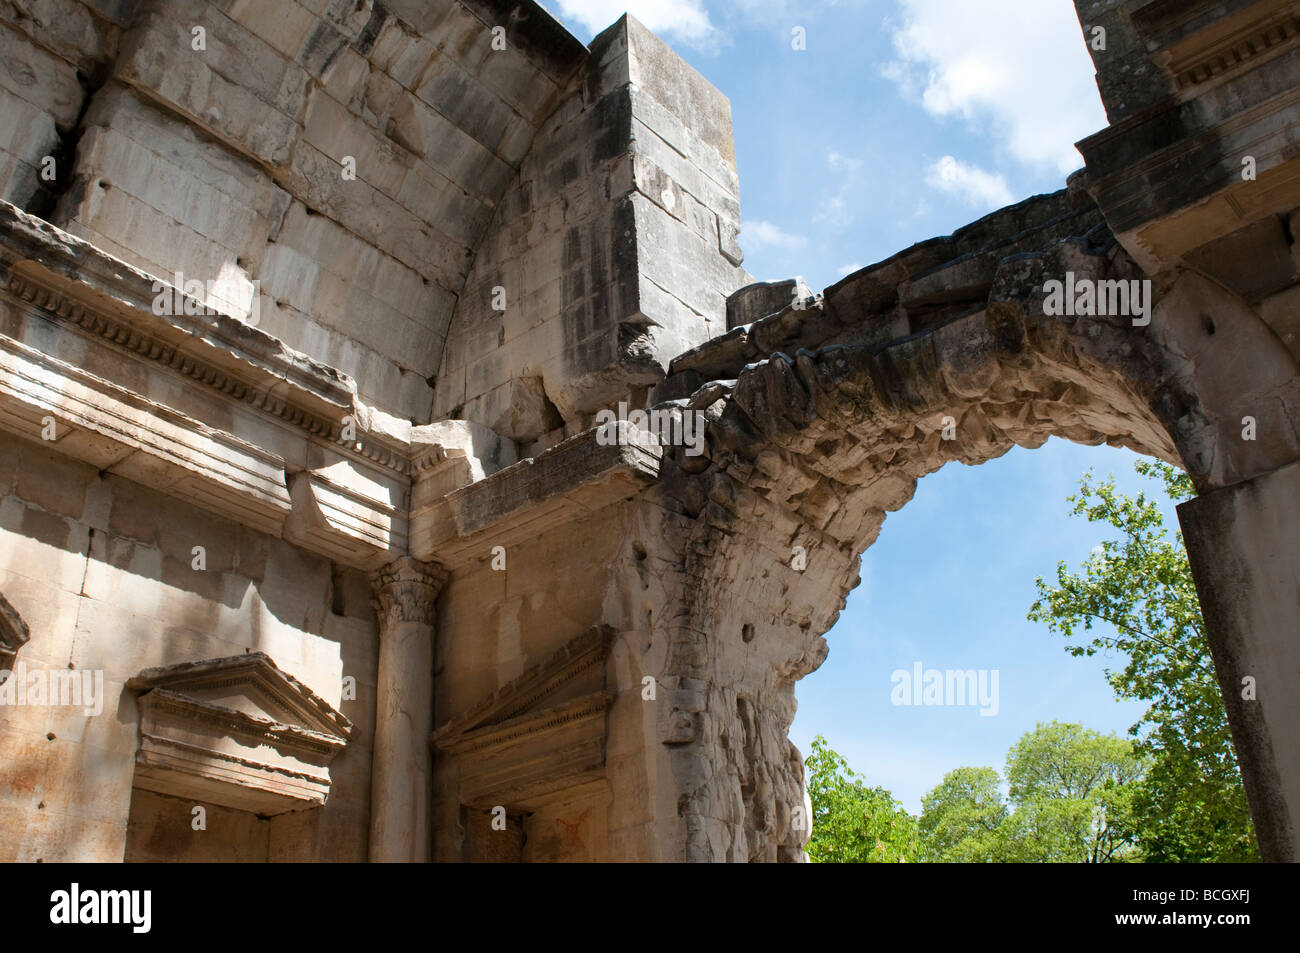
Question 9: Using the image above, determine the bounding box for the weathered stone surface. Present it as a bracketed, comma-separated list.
[431, 14, 751, 438]
[0, 0, 1299, 866]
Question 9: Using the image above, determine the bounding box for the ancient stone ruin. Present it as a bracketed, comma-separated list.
[0, 0, 1298, 862]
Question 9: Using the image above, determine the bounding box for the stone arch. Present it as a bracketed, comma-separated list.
[646, 215, 1300, 862]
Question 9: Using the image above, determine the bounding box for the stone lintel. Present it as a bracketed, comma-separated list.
[409, 429, 660, 567]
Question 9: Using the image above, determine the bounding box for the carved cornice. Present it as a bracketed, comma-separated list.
[1176, 15, 1300, 91]
[127, 652, 352, 739]
[0, 202, 419, 477]
[1134, 0, 1300, 92]
[436, 691, 612, 756]
[141, 690, 348, 757]
[370, 557, 448, 628]
[433, 625, 614, 745]
[3, 269, 413, 476]
[127, 651, 352, 814]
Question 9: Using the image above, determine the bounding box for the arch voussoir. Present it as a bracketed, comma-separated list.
[643, 199, 1300, 859]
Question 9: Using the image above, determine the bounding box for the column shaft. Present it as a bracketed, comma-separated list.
[369, 557, 446, 862]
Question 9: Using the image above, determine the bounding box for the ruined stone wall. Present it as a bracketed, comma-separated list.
[1, 0, 1299, 866]
[432, 15, 751, 454]
[0, 433, 377, 861]
[0, 0, 588, 422]
[0, 1, 128, 214]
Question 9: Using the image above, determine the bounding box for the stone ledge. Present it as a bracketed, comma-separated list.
[411, 428, 659, 565]
[0, 201, 356, 420]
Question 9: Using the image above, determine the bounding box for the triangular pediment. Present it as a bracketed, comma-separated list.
[127, 651, 351, 741]
[126, 652, 352, 815]
[433, 625, 613, 755]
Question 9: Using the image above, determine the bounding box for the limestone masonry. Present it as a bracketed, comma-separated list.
[0, 0, 1298, 862]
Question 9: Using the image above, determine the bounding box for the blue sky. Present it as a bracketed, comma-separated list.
[535, 0, 1170, 812]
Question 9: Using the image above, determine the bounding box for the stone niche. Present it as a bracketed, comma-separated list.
[126, 653, 352, 816]
[434, 626, 614, 861]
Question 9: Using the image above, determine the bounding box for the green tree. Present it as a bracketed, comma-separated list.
[1028, 460, 1257, 861]
[918, 766, 1006, 862]
[805, 735, 920, 862]
[1001, 720, 1144, 862]
[918, 723, 1143, 863]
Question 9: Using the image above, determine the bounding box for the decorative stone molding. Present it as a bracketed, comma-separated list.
[284, 471, 410, 571]
[433, 626, 614, 809]
[1132, 0, 1300, 93]
[126, 653, 352, 815]
[0, 593, 29, 669]
[409, 430, 660, 569]
[370, 557, 448, 629]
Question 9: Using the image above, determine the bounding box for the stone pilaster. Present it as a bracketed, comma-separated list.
[1179, 460, 1300, 862]
[368, 557, 448, 862]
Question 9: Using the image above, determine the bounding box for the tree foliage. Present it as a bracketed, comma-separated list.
[917, 767, 1005, 862]
[918, 722, 1143, 862]
[1001, 721, 1143, 862]
[1027, 460, 1256, 862]
[806, 460, 1258, 863]
[805, 736, 920, 863]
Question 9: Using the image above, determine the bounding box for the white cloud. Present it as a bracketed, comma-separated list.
[813, 188, 850, 228]
[837, 262, 864, 276]
[813, 149, 862, 228]
[549, 0, 714, 43]
[884, 0, 1107, 174]
[925, 155, 1014, 210]
[827, 149, 863, 174]
[743, 219, 808, 250]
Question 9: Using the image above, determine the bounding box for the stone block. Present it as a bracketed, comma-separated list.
[0, 20, 84, 130]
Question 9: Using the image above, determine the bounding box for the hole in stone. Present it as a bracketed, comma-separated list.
[1203, 314, 1216, 335]
[634, 542, 647, 561]
[742, 623, 755, 643]
[46, 733, 55, 741]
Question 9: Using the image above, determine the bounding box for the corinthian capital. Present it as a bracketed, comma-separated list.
[370, 557, 448, 629]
